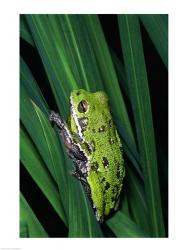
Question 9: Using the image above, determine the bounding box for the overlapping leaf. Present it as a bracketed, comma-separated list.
[118, 14, 165, 237]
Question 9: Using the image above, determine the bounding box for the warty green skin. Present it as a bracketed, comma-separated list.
[69, 89, 125, 221]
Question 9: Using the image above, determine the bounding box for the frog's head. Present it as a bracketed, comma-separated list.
[70, 89, 109, 117]
[69, 89, 109, 137]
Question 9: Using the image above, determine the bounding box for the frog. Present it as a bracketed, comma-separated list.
[49, 89, 125, 222]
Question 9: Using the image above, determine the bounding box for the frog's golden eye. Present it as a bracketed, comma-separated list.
[78, 100, 88, 113]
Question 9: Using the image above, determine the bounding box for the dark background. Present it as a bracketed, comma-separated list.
[20, 14, 168, 237]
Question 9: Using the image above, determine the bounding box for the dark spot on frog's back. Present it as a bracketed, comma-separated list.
[102, 157, 109, 168]
[85, 142, 92, 154]
[116, 170, 121, 179]
[112, 184, 119, 194]
[101, 177, 106, 183]
[76, 91, 80, 96]
[91, 161, 99, 171]
[116, 163, 121, 178]
[98, 125, 107, 132]
[105, 182, 110, 190]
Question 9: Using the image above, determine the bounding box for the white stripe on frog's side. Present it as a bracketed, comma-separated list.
[70, 96, 93, 154]
[70, 96, 91, 173]
[70, 95, 84, 142]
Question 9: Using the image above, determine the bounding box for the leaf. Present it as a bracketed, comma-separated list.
[20, 221, 29, 237]
[25, 14, 77, 117]
[20, 85, 69, 218]
[110, 49, 129, 97]
[20, 193, 48, 237]
[20, 126, 67, 224]
[118, 14, 165, 237]
[139, 14, 168, 68]
[20, 57, 48, 115]
[106, 211, 148, 237]
[124, 166, 149, 233]
[20, 14, 35, 46]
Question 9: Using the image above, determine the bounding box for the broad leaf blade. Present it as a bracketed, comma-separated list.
[124, 166, 149, 233]
[20, 126, 67, 224]
[20, 85, 69, 218]
[118, 15, 165, 237]
[139, 14, 168, 68]
[106, 211, 148, 237]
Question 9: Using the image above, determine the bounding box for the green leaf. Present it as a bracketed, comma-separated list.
[20, 193, 48, 237]
[20, 85, 69, 218]
[20, 14, 35, 46]
[20, 57, 48, 115]
[125, 166, 149, 233]
[20, 221, 29, 237]
[106, 211, 148, 237]
[110, 49, 129, 97]
[25, 14, 77, 117]
[118, 14, 165, 237]
[20, 126, 67, 224]
[139, 14, 168, 68]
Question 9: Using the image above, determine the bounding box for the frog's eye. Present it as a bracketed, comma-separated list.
[78, 100, 88, 113]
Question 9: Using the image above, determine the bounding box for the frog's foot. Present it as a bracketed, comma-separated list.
[49, 111, 65, 130]
[67, 144, 88, 162]
[71, 169, 87, 184]
[49, 110, 75, 152]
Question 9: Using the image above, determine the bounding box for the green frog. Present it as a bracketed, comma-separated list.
[50, 89, 125, 222]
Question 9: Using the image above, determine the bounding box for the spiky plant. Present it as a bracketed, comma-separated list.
[20, 14, 168, 238]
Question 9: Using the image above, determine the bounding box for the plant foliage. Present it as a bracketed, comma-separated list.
[20, 14, 168, 238]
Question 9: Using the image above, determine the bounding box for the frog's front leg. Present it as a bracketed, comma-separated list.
[50, 111, 86, 160]
[50, 112, 91, 196]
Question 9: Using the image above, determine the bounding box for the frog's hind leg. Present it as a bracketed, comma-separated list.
[50, 111, 73, 150]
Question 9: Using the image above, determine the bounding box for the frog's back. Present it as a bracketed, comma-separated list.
[85, 105, 125, 220]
